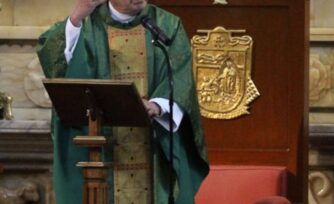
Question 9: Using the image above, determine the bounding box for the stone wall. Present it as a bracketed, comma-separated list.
[0, 1, 75, 203]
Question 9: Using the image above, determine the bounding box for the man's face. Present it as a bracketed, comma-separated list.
[110, 0, 148, 15]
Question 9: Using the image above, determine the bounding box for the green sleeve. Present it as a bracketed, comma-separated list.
[36, 20, 67, 78]
[36, 15, 105, 79]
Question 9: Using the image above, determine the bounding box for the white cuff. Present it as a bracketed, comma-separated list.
[64, 17, 82, 63]
[149, 98, 184, 132]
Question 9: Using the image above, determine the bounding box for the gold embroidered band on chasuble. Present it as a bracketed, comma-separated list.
[108, 25, 152, 204]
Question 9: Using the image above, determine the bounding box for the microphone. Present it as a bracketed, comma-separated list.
[140, 16, 172, 46]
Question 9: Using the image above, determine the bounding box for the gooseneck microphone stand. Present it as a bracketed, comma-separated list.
[151, 38, 175, 204]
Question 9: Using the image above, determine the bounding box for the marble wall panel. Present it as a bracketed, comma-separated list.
[311, 0, 334, 28]
[0, 0, 14, 26]
[0, 44, 51, 121]
[0, 0, 75, 26]
[309, 45, 334, 124]
[310, 113, 334, 124]
[13, 0, 75, 26]
[309, 46, 334, 107]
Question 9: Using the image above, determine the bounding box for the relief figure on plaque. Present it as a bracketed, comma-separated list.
[217, 58, 238, 95]
[199, 76, 218, 103]
[198, 58, 240, 105]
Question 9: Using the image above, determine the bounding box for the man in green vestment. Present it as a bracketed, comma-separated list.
[36, 0, 209, 203]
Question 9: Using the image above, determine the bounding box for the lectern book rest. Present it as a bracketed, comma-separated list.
[43, 78, 150, 127]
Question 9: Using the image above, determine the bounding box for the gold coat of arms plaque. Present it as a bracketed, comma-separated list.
[191, 26, 260, 119]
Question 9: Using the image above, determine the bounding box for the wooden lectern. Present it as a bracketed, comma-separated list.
[43, 79, 150, 204]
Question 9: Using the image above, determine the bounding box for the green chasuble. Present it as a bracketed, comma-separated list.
[36, 3, 209, 204]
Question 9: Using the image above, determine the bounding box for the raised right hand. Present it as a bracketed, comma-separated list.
[70, 0, 107, 27]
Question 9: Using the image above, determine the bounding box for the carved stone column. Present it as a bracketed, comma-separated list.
[309, 124, 334, 204]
